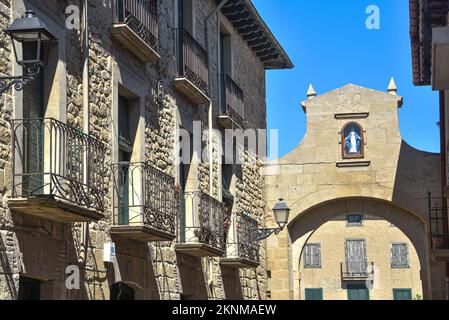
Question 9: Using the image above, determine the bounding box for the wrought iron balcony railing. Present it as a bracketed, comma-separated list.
[341, 262, 374, 280]
[175, 28, 209, 96]
[178, 191, 224, 253]
[428, 192, 449, 249]
[10, 118, 106, 213]
[111, 162, 178, 237]
[223, 213, 260, 267]
[219, 74, 245, 129]
[112, 0, 159, 52]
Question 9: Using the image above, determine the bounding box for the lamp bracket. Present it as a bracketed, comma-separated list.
[0, 64, 41, 95]
[254, 227, 281, 242]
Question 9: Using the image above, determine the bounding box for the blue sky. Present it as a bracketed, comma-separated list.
[253, 0, 440, 157]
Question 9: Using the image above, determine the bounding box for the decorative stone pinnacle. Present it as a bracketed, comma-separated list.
[307, 84, 316, 98]
[387, 77, 398, 95]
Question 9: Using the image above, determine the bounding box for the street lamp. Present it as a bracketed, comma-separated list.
[255, 198, 291, 241]
[0, 10, 56, 95]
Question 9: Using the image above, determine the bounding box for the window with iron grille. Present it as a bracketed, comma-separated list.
[391, 243, 409, 268]
[346, 214, 363, 226]
[304, 243, 321, 268]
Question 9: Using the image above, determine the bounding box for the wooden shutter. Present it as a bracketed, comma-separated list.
[392, 243, 409, 267]
[305, 288, 323, 300]
[393, 289, 412, 300]
[345, 240, 367, 274]
[304, 244, 312, 267]
[304, 244, 321, 268]
[347, 284, 370, 300]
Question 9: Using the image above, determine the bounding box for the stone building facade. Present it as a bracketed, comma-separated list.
[409, 0, 449, 299]
[264, 83, 448, 300]
[298, 216, 422, 300]
[0, 0, 292, 300]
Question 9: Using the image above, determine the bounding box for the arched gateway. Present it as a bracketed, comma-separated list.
[263, 83, 448, 300]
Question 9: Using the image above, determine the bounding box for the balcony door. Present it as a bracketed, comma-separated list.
[177, 0, 193, 74]
[347, 283, 370, 300]
[345, 239, 368, 276]
[22, 50, 45, 196]
[118, 95, 133, 225]
[178, 131, 193, 243]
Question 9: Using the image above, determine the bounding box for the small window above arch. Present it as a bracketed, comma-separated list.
[341, 122, 364, 159]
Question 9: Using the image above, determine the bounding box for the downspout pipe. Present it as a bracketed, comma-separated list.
[441, 90, 449, 300]
[80, 0, 89, 267]
[205, 0, 230, 197]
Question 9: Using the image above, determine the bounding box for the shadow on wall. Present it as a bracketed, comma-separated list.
[9, 213, 90, 300]
[0, 232, 18, 299]
[393, 141, 447, 300]
[176, 253, 208, 300]
[221, 266, 244, 300]
[391, 141, 440, 217]
[112, 236, 161, 300]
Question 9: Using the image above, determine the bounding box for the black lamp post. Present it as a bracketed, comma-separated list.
[0, 10, 55, 95]
[255, 198, 291, 241]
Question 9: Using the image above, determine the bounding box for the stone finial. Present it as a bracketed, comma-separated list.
[306, 84, 316, 99]
[387, 77, 398, 95]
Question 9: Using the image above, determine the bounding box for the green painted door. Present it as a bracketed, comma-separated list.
[347, 284, 370, 300]
[305, 288, 323, 300]
[393, 289, 412, 300]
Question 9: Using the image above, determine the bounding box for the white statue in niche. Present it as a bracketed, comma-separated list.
[345, 127, 362, 154]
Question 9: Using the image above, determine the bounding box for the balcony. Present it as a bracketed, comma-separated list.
[174, 28, 210, 104]
[221, 213, 260, 268]
[176, 191, 225, 257]
[111, 162, 178, 242]
[428, 193, 449, 261]
[111, 0, 160, 63]
[9, 118, 106, 223]
[341, 262, 374, 281]
[218, 74, 245, 129]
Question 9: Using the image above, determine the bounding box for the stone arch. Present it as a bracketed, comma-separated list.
[287, 197, 431, 299]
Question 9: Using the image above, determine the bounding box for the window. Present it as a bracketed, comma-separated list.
[345, 240, 368, 275]
[179, 0, 193, 33]
[220, 31, 232, 76]
[342, 122, 364, 159]
[305, 288, 323, 300]
[391, 243, 409, 268]
[346, 214, 363, 226]
[347, 284, 370, 300]
[393, 289, 412, 300]
[304, 243, 321, 268]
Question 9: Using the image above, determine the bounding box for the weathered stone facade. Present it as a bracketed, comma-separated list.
[297, 216, 423, 300]
[264, 83, 448, 300]
[0, 0, 291, 300]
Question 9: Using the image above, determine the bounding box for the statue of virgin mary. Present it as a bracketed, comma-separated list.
[345, 128, 362, 154]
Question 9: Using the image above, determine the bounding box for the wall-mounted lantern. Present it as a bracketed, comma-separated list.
[255, 198, 291, 241]
[0, 10, 56, 95]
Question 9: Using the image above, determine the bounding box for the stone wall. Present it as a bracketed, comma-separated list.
[0, 0, 270, 300]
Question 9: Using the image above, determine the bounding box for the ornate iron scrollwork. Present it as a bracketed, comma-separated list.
[10, 118, 106, 212]
[0, 65, 41, 95]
